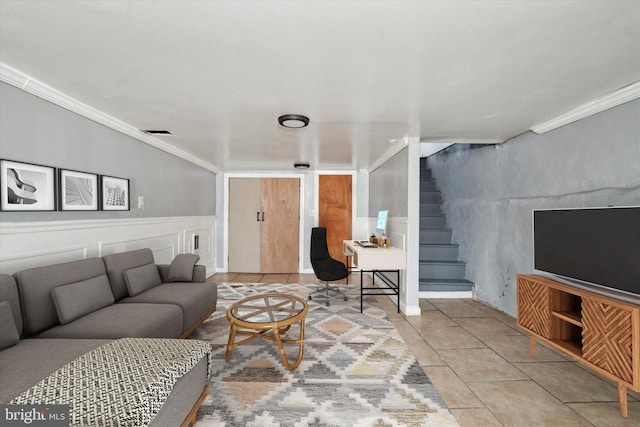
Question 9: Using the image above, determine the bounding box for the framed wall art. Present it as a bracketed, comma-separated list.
[101, 175, 130, 211]
[59, 169, 99, 211]
[0, 159, 56, 211]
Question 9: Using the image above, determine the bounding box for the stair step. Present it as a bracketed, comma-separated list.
[419, 279, 474, 292]
[420, 180, 437, 191]
[420, 190, 442, 203]
[419, 164, 472, 293]
[420, 243, 460, 260]
[419, 260, 466, 279]
[420, 202, 441, 215]
[419, 228, 452, 244]
[420, 215, 447, 228]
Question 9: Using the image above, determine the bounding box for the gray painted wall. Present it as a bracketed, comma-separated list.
[369, 147, 408, 217]
[0, 82, 215, 221]
[427, 99, 640, 316]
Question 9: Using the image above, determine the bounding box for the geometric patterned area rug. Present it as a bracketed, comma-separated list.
[188, 282, 459, 426]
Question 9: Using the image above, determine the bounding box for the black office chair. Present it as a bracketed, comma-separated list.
[309, 227, 349, 306]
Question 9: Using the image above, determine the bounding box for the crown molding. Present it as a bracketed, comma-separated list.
[0, 63, 218, 173]
[369, 138, 409, 173]
[530, 81, 640, 134]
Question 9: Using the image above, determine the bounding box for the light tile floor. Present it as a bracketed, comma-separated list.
[209, 273, 640, 427]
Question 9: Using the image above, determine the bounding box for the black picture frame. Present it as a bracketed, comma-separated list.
[100, 175, 130, 211]
[0, 159, 57, 211]
[58, 168, 99, 211]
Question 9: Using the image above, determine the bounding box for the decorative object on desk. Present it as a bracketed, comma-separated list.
[0, 159, 56, 211]
[189, 281, 458, 427]
[374, 236, 392, 248]
[100, 175, 129, 211]
[59, 169, 99, 211]
[369, 233, 376, 243]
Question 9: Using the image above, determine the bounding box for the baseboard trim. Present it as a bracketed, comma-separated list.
[419, 291, 473, 299]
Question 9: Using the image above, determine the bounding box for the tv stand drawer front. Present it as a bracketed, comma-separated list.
[517, 276, 552, 338]
[582, 298, 634, 384]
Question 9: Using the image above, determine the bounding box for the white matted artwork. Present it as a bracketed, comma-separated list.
[59, 169, 99, 211]
[0, 159, 56, 211]
[101, 175, 130, 211]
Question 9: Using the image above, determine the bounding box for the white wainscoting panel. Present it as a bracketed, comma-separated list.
[0, 216, 215, 275]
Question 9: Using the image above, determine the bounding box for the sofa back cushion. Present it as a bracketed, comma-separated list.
[103, 248, 155, 300]
[0, 274, 22, 336]
[123, 263, 162, 296]
[51, 275, 115, 324]
[0, 301, 21, 350]
[14, 257, 108, 336]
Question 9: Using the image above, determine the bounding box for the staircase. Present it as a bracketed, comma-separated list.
[419, 158, 474, 293]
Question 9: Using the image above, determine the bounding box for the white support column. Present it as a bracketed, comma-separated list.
[404, 137, 421, 315]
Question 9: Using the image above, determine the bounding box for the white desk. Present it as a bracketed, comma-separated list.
[343, 240, 407, 312]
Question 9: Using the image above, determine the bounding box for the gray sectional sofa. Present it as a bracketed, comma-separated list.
[0, 248, 218, 426]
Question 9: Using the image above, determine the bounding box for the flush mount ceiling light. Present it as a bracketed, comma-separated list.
[293, 162, 310, 169]
[278, 114, 309, 128]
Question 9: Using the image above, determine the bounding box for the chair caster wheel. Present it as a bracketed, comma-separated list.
[343, 297, 348, 301]
[325, 301, 330, 306]
[308, 296, 312, 301]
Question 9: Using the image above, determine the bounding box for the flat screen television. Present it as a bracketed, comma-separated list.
[533, 206, 640, 300]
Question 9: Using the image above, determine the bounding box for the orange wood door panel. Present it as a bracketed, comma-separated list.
[319, 175, 352, 262]
[260, 178, 300, 273]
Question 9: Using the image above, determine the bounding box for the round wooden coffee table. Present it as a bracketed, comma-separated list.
[225, 293, 309, 370]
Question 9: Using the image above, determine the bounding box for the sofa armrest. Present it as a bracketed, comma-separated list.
[157, 265, 206, 283]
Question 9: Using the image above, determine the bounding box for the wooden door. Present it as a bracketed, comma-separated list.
[319, 175, 352, 262]
[228, 178, 261, 272]
[260, 178, 300, 273]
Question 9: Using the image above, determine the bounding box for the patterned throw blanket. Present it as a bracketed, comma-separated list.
[10, 338, 212, 426]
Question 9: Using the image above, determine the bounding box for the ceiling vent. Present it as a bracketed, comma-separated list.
[142, 130, 173, 135]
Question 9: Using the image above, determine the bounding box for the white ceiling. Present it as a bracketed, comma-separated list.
[1, 1, 639, 172]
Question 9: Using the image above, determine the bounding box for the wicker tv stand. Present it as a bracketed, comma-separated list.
[517, 274, 640, 417]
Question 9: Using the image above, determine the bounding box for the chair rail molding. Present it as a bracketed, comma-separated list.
[0, 216, 215, 275]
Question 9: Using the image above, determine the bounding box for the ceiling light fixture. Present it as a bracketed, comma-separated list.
[278, 114, 309, 128]
[293, 162, 310, 169]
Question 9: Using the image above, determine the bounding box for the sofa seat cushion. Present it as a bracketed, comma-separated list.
[0, 338, 111, 403]
[119, 282, 217, 334]
[0, 301, 20, 350]
[36, 303, 183, 339]
[124, 263, 162, 296]
[51, 274, 115, 324]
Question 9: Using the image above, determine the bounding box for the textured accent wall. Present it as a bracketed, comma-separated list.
[0, 82, 215, 221]
[427, 99, 640, 316]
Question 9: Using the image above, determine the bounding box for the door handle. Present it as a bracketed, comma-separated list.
[261, 212, 265, 221]
[257, 211, 260, 222]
